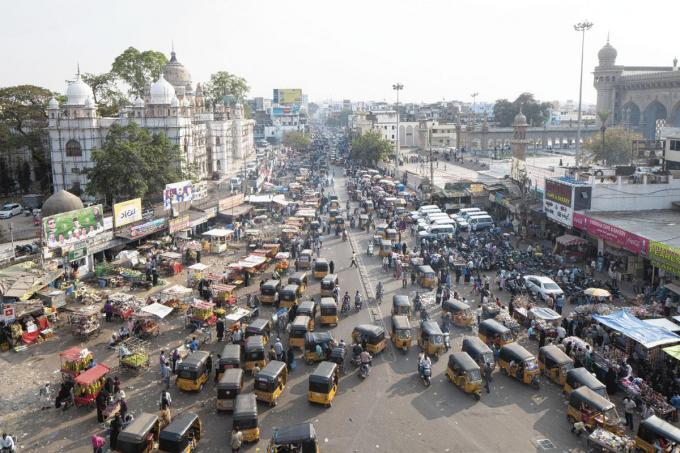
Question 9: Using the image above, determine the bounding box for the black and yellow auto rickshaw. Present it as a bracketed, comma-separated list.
[288, 272, 309, 292]
[478, 319, 514, 347]
[245, 318, 271, 345]
[442, 299, 474, 327]
[260, 280, 281, 305]
[390, 315, 412, 353]
[386, 228, 398, 241]
[320, 274, 339, 298]
[299, 250, 313, 270]
[335, 217, 345, 231]
[115, 412, 160, 453]
[417, 265, 437, 289]
[244, 335, 267, 372]
[304, 331, 334, 364]
[289, 315, 311, 349]
[279, 284, 301, 309]
[158, 412, 202, 453]
[233, 393, 260, 442]
[358, 214, 369, 229]
[329, 209, 339, 223]
[538, 345, 574, 386]
[418, 321, 445, 358]
[308, 361, 339, 407]
[635, 415, 680, 453]
[379, 240, 392, 257]
[391, 294, 411, 317]
[351, 324, 387, 355]
[297, 300, 318, 331]
[176, 351, 210, 392]
[566, 386, 622, 435]
[461, 337, 495, 369]
[267, 423, 320, 453]
[319, 298, 338, 326]
[216, 344, 241, 381]
[563, 367, 607, 398]
[254, 360, 288, 406]
[313, 259, 329, 279]
[498, 342, 540, 389]
[375, 223, 388, 238]
[446, 352, 483, 400]
[216, 368, 244, 412]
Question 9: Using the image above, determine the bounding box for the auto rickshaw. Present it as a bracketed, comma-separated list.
[418, 321, 445, 358]
[386, 228, 398, 241]
[538, 345, 574, 386]
[288, 272, 309, 292]
[635, 415, 680, 453]
[297, 300, 317, 331]
[254, 360, 288, 406]
[390, 315, 412, 353]
[244, 335, 267, 371]
[308, 361, 339, 407]
[329, 209, 339, 223]
[260, 280, 281, 305]
[442, 299, 474, 327]
[319, 298, 338, 326]
[358, 214, 369, 229]
[216, 368, 244, 412]
[176, 351, 210, 392]
[216, 344, 241, 381]
[266, 423, 320, 453]
[478, 319, 514, 347]
[375, 223, 388, 238]
[567, 386, 623, 435]
[378, 239, 392, 257]
[498, 342, 540, 389]
[289, 315, 311, 349]
[279, 284, 301, 309]
[233, 394, 260, 442]
[446, 352, 482, 400]
[313, 259, 329, 279]
[299, 250, 313, 270]
[417, 265, 437, 289]
[391, 294, 411, 317]
[274, 252, 290, 273]
[563, 367, 607, 398]
[461, 337, 495, 369]
[351, 324, 387, 355]
[115, 412, 160, 453]
[245, 318, 271, 345]
[303, 331, 335, 364]
[158, 412, 202, 453]
[320, 274, 339, 298]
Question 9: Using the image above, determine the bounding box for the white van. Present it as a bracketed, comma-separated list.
[458, 208, 482, 218]
[432, 218, 457, 226]
[418, 205, 441, 215]
[427, 224, 455, 238]
[426, 212, 449, 223]
[468, 215, 494, 231]
[463, 210, 488, 221]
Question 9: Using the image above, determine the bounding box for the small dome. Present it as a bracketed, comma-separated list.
[598, 41, 617, 66]
[48, 98, 59, 109]
[163, 51, 192, 89]
[170, 96, 180, 108]
[41, 190, 84, 217]
[149, 74, 176, 105]
[134, 97, 145, 108]
[181, 98, 190, 108]
[84, 96, 95, 109]
[513, 110, 527, 126]
[66, 73, 94, 106]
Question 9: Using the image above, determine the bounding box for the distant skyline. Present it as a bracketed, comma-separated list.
[1, 0, 678, 105]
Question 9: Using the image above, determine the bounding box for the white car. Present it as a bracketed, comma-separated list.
[523, 275, 564, 301]
[0, 203, 22, 219]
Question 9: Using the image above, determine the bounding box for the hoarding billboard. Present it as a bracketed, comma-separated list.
[113, 198, 142, 228]
[543, 178, 591, 228]
[163, 181, 193, 211]
[168, 215, 191, 234]
[272, 105, 300, 116]
[43, 205, 105, 249]
[218, 193, 245, 212]
[274, 89, 302, 105]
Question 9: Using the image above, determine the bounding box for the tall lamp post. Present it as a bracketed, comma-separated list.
[574, 20, 593, 166]
[393, 83, 403, 176]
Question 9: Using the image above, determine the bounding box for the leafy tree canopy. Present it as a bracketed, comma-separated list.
[351, 131, 392, 166]
[585, 127, 641, 166]
[81, 72, 127, 117]
[111, 47, 167, 97]
[204, 71, 249, 105]
[493, 93, 551, 127]
[282, 131, 311, 151]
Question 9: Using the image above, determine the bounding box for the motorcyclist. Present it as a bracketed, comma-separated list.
[333, 286, 340, 301]
[418, 354, 432, 379]
[360, 350, 372, 375]
[414, 292, 422, 312]
[342, 291, 351, 312]
[354, 290, 362, 309]
[375, 282, 384, 304]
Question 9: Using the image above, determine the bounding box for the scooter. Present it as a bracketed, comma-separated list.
[341, 299, 351, 314]
[419, 363, 432, 387]
[359, 362, 370, 379]
[355, 297, 363, 311]
[443, 332, 450, 351]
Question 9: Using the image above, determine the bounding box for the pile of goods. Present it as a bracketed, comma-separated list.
[588, 428, 635, 452]
[495, 310, 521, 336]
[71, 287, 103, 305]
[571, 304, 614, 319]
[121, 350, 148, 368]
[116, 268, 144, 280]
[192, 306, 214, 321]
[62, 349, 93, 374]
[75, 377, 103, 397]
[620, 377, 674, 416]
[623, 302, 664, 319]
[109, 293, 144, 315]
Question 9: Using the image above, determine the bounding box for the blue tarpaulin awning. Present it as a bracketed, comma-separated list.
[592, 310, 680, 349]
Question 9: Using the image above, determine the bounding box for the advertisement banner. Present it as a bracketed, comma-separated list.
[545, 179, 572, 207]
[272, 105, 301, 116]
[163, 181, 193, 211]
[129, 218, 166, 239]
[573, 213, 649, 255]
[649, 241, 680, 276]
[275, 88, 302, 105]
[168, 215, 190, 234]
[219, 193, 245, 212]
[544, 178, 574, 227]
[43, 205, 105, 249]
[192, 182, 208, 201]
[113, 198, 142, 228]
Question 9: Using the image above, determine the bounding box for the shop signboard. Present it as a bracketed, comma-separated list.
[68, 246, 88, 262]
[190, 215, 208, 228]
[2, 304, 15, 323]
[129, 218, 166, 239]
[43, 205, 105, 249]
[572, 213, 649, 255]
[649, 241, 680, 277]
[543, 178, 592, 228]
[192, 182, 208, 201]
[168, 215, 191, 234]
[219, 193, 245, 212]
[204, 207, 217, 219]
[163, 180, 193, 211]
[113, 198, 142, 228]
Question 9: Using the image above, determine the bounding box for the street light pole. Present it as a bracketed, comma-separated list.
[393, 83, 403, 177]
[574, 20, 593, 166]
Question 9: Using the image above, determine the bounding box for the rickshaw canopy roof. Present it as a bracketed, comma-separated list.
[566, 367, 605, 389]
[639, 415, 680, 443]
[233, 394, 258, 420]
[281, 284, 300, 295]
[353, 324, 385, 338]
[305, 331, 334, 346]
[292, 315, 311, 328]
[245, 335, 265, 351]
[298, 300, 316, 312]
[159, 412, 200, 444]
[256, 360, 287, 382]
[569, 386, 615, 412]
[301, 249, 313, 255]
[310, 361, 337, 383]
[449, 352, 480, 371]
[118, 412, 159, 444]
[218, 368, 243, 388]
[289, 272, 308, 282]
[321, 274, 338, 284]
[392, 294, 410, 307]
[539, 345, 573, 366]
[272, 423, 317, 444]
[220, 344, 241, 362]
[315, 258, 329, 265]
[391, 315, 411, 330]
[381, 240, 392, 247]
[443, 299, 470, 312]
[421, 320, 443, 336]
[178, 351, 210, 369]
[262, 280, 280, 289]
[247, 318, 270, 332]
[320, 297, 337, 308]
[479, 318, 510, 334]
[74, 363, 110, 385]
[462, 337, 493, 355]
[499, 342, 534, 362]
[417, 265, 435, 274]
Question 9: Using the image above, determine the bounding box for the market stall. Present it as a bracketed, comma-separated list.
[186, 299, 217, 329]
[59, 347, 94, 381]
[202, 228, 233, 254]
[158, 251, 183, 276]
[73, 363, 110, 407]
[587, 428, 635, 452]
[158, 285, 193, 314]
[67, 306, 101, 339]
[119, 337, 150, 374]
[554, 234, 587, 263]
[108, 293, 144, 321]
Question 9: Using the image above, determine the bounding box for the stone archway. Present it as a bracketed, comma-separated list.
[619, 101, 641, 129]
[671, 100, 680, 128]
[642, 101, 667, 139]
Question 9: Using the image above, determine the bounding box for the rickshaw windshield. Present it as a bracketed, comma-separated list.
[261, 286, 276, 295]
[177, 369, 196, 380]
[562, 362, 575, 372]
[396, 329, 411, 339]
[467, 369, 481, 381]
[603, 407, 619, 424]
[431, 334, 443, 344]
[524, 359, 538, 371]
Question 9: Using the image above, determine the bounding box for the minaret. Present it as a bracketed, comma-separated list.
[510, 106, 529, 181]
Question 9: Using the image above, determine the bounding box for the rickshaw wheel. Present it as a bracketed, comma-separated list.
[474, 393, 481, 401]
[326, 402, 332, 408]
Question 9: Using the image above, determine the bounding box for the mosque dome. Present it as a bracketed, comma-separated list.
[133, 97, 145, 108]
[48, 98, 59, 109]
[170, 96, 180, 108]
[598, 41, 617, 66]
[149, 74, 176, 105]
[66, 74, 94, 106]
[163, 51, 192, 88]
[41, 190, 84, 217]
[513, 109, 527, 126]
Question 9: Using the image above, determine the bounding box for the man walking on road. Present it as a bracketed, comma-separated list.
[483, 362, 493, 393]
[329, 260, 335, 274]
[350, 253, 358, 268]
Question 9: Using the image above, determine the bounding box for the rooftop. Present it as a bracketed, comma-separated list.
[585, 210, 680, 248]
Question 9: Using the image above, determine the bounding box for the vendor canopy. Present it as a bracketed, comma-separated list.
[556, 234, 587, 247]
[663, 345, 680, 360]
[593, 310, 680, 348]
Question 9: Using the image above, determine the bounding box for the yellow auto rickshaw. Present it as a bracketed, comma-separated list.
[417, 265, 437, 289]
[297, 300, 317, 331]
[233, 394, 260, 442]
[386, 228, 398, 241]
[176, 351, 210, 392]
[567, 386, 623, 435]
[442, 299, 474, 327]
[351, 324, 387, 355]
[446, 352, 482, 400]
[289, 315, 311, 349]
[329, 209, 339, 223]
[158, 412, 202, 453]
[313, 259, 329, 279]
[244, 335, 267, 371]
[245, 318, 271, 345]
[375, 223, 388, 238]
[288, 272, 309, 292]
[320, 274, 339, 298]
[462, 336, 495, 369]
[391, 294, 411, 317]
[116, 413, 160, 453]
[358, 214, 369, 229]
[279, 284, 301, 309]
[563, 367, 607, 398]
[635, 415, 680, 453]
[254, 360, 288, 406]
[319, 298, 338, 326]
[260, 280, 281, 305]
[390, 315, 412, 353]
[216, 344, 241, 382]
[478, 319, 514, 347]
[379, 240, 392, 257]
[308, 361, 339, 407]
[303, 332, 334, 364]
[216, 368, 244, 412]
[498, 342, 540, 389]
[538, 345, 574, 386]
[418, 320, 445, 358]
[266, 423, 320, 453]
[299, 250, 313, 270]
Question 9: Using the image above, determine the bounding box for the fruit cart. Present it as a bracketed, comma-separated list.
[108, 292, 141, 321]
[59, 347, 94, 381]
[274, 252, 291, 273]
[67, 306, 101, 339]
[185, 299, 217, 329]
[212, 283, 237, 306]
[73, 363, 110, 407]
[118, 337, 150, 375]
[159, 285, 193, 314]
[131, 312, 160, 339]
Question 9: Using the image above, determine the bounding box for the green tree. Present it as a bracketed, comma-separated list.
[17, 160, 31, 193]
[282, 131, 311, 151]
[111, 47, 168, 97]
[0, 158, 15, 195]
[493, 93, 551, 127]
[350, 131, 392, 166]
[84, 123, 183, 204]
[81, 72, 127, 116]
[204, 71, 249, 105]
[585, 127, 641, 165]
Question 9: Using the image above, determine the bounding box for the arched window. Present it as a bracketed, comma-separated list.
[65, 139, 82, 157]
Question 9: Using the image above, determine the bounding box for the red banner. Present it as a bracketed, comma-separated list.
[572, 213, 648, 255]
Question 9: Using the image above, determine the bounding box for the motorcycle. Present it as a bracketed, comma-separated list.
[419, 362, 432, 386]
[443, 332, 450, 351]
[355, 297, 363, 311]
[341, 298, 351, 314]
[342, 231, 348, 242]
[359, 362, 370, 379]
[367, 242, 374, 256]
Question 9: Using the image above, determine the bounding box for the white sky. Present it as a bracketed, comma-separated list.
[1, 0, 678, 105]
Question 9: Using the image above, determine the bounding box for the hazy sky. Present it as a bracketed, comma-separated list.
[2, 0, 678, 105]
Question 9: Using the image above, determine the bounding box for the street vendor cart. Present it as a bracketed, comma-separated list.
[108, 292, 142, 321]
[159, 284, 193, 314]
[67, 306, 101, 339]
[131, 312, 160, 339]
[158, 251, 183, 276]
[203, 228, 233, 254]
[274, 252, 291, 273]
[119, 337, 151, 374]
[73, 363, 110, 407]
[60, 347, 94, 381]
[186, 299, 217, 329]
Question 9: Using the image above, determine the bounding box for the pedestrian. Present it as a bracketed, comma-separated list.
[623, 397, 636, 430]
[483, 362, 493, 393]
[538, 329, 546, 348]
[171, 349, 179, 374]
[161, 362, 171, 390]
[350, 253, 358, 268]
[231, 428, 243, 453]
[329, 260, 335, 274]
[110, 414, 123, 449]
[287, 347, 296, 371]
[206, 353, 213, 379]
[402, 272, 408, 288]
[216, 317, 225, 342]
[95, 390, 106, 423]
[273, 338, 284, 361]
[91, 434, 105, 453]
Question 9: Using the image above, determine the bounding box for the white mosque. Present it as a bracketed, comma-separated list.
[47, 50, 255, 193]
